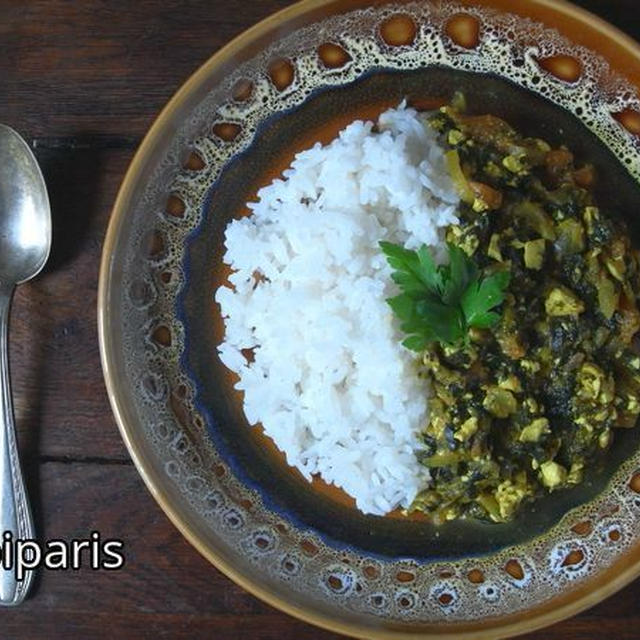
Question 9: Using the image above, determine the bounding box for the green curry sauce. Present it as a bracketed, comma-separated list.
[409, 98, 640, 524]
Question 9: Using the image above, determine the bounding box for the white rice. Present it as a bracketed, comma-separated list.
[215, 104, 460, 516]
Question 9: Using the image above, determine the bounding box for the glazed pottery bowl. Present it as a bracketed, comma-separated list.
[99, 1, 640, 637]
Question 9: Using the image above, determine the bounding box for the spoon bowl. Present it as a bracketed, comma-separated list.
[0, 125, 51, 284]
[0, 124, 51, 605]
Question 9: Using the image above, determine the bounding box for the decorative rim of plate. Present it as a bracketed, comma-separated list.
[99, 0, 640, 637]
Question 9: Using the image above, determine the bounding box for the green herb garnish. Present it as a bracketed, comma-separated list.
[380, 241, 510, 351]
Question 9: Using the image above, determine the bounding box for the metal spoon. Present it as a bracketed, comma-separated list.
[0, 124, 51, 605]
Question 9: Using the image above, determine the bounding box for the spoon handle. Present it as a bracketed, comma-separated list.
[0, 287, 35, 605]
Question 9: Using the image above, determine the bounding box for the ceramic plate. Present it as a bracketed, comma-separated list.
[99, 1, 640, 637]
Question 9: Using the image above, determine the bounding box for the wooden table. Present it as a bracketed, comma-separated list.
[1, 0, 639, 637]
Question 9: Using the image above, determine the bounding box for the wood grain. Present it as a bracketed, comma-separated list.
[0, 0, 639, 638]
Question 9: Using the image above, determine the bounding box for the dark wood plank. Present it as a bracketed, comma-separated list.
[0, 0, 294, 139]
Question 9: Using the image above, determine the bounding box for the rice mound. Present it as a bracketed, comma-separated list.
[215, 105, 459, 515]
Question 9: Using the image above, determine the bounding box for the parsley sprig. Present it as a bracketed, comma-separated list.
[380, 241, 510, 351]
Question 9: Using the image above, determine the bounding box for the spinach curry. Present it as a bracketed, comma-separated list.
[408, 97, 640, 524]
